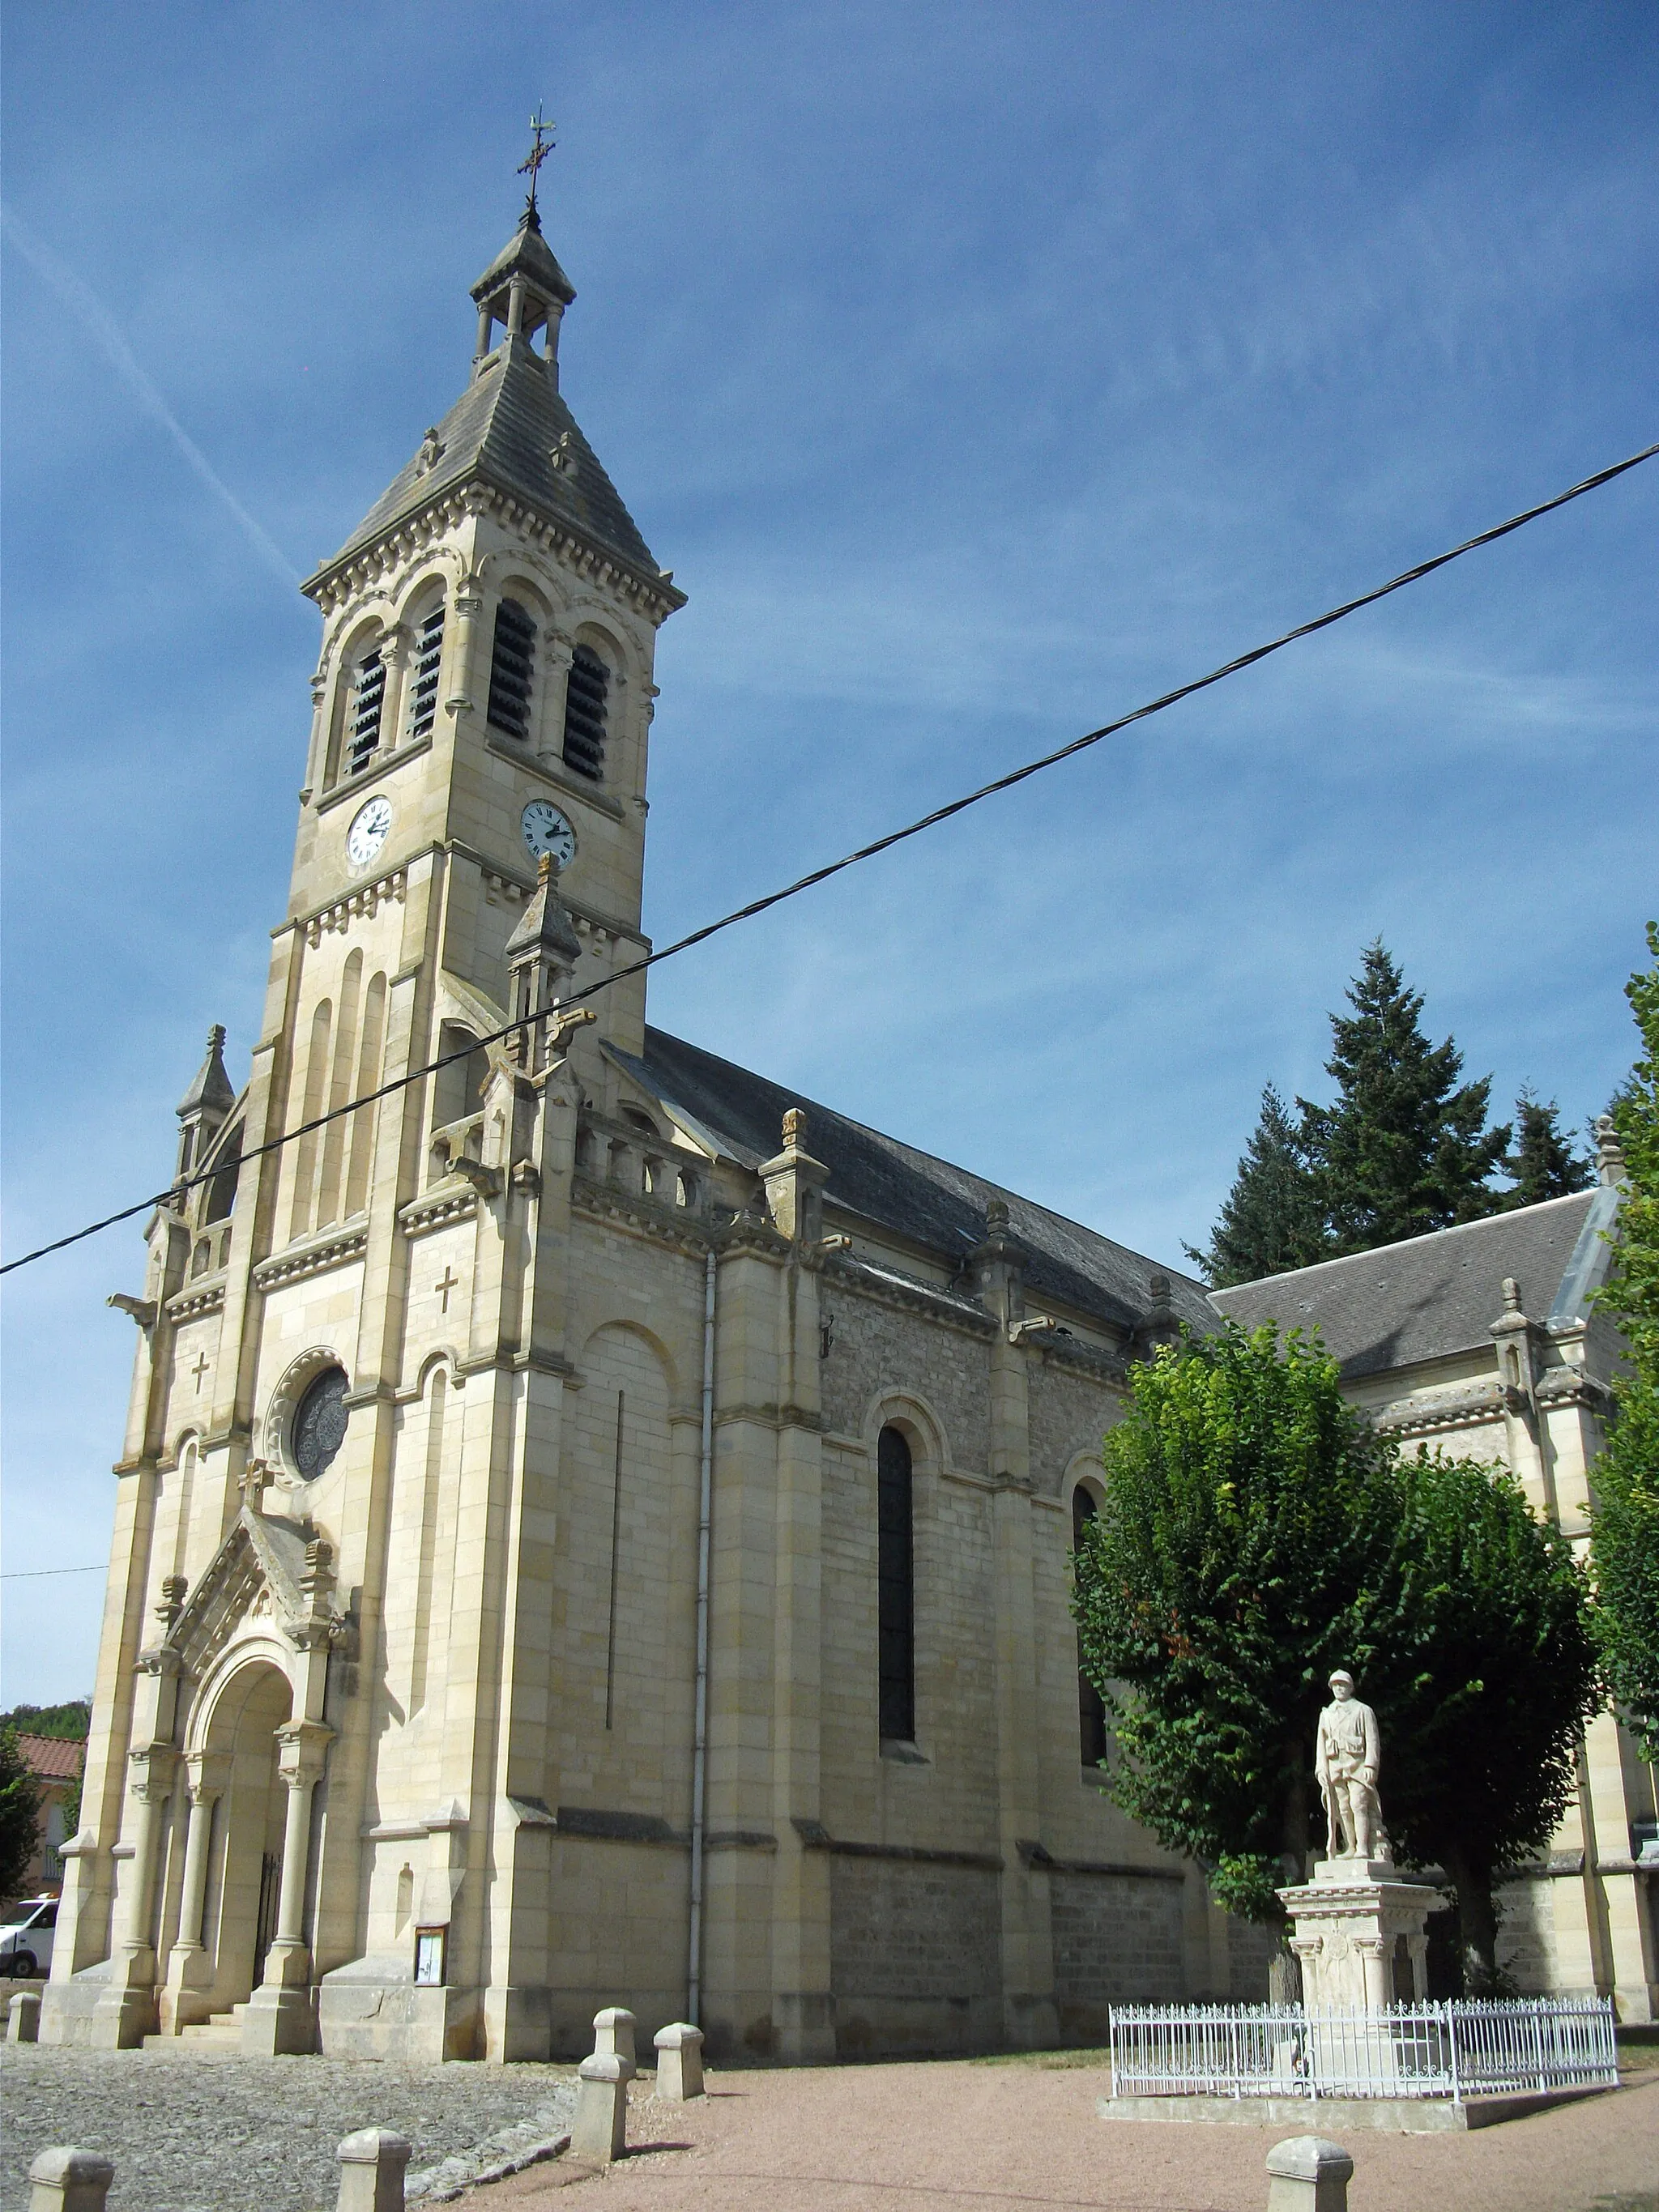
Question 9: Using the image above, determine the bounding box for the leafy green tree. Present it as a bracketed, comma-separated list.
[1299, 941, 1508, 1255]
[0, 1700, 92, 1744]
[1367, 1454, 1600, 1993]
[1186, 1085, 1327, 1289]
[1069, 1323, 1399, 1924]
[1500, 1093, 1593, 1208]
[1592, 922, 1659, 1757]
[0, 1728, 42, 1903]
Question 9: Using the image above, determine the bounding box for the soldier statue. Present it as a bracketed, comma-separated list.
[1316, 1670, 1384, 1862]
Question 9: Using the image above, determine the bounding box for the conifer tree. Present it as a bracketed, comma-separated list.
[1592, 923, 1659, 1758]
[1300, 942, 1508, 1253]
[1502, 1093, 1593, 1208]
[1186, 1084, 1326, 1289]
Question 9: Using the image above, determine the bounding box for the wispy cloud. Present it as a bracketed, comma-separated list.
[1, 202, 301, 590]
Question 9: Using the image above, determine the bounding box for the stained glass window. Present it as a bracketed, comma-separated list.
[293, 1366, 349, 1480]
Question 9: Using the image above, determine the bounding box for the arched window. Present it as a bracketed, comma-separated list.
[347, 647, 386, 775]
[487, 597, 535, 739]
[562, 644, 608, 781]
[1073, 1485, 1110, 1769]
[203, 1124, 242, 1224]
[877, 1425, 915, 1741]
[406, 600, 446, 741]
[293, 1366, 349, 1480]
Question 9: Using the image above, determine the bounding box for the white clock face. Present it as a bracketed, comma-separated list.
[522, 801, 576, 870]
[346, 795, 393, 872]
[344, 796, 394, 863]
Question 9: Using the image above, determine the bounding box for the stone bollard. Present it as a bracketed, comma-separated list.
[28, 2149, 115, 2212]
[571, 2053, 634, 2165]
[335, 2129, 412, 2212]
[1266, 2136, 1353, 2212]
[8, 1988, 42, 2043]
[591, 2005, 637, 2066]
[653, 2021, 705, 2100]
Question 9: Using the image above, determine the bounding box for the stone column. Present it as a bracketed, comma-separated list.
[88, 1743, 177, 2048]
[158, 1750, 231, 2035]
[445, 588, 484, 718]
[241, 1719, 333, 2055]
[1354, 1936, 1392, 2015]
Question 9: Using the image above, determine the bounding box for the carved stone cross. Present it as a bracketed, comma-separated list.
[435, 1266, 460, 1313]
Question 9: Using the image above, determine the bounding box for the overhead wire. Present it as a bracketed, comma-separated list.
[3, 437, 1654, 1281]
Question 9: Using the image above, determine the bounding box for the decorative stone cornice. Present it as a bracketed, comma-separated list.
[1533, 1365, 1614, 1417]
[1370, 1378, 1505, 1438]
[821, 1251, 997, 1340]
[1033, 1332, 1130, 1386]
[165, 1280, 226, 1324]
[791, 1816, 1001, 1873]
[252, 1226, 369, 1293]
[713, 1401, 825, 1434]
[399, 1186, 480, 1239]
[572, 1170, 714, 1256]
[296, 867, 407, 949]
[306, 477, 684, 629]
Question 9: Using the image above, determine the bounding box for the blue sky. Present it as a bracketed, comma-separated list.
[2, 2, 1655, 1704]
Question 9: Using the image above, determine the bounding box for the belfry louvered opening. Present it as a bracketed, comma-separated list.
[561, 644, 609, 781]
[487, 597, 536, 739]
[347, 650, 386, 775]
[406, 602, 446, 740]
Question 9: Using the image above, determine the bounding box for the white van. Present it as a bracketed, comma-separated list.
[0, 1897, 58, 1978]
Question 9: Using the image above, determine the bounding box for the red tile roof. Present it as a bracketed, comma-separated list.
[16, 1736, 84, 1781]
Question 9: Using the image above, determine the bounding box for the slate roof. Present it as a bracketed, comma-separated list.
[610, 1027, 1215, 1338]
[318, 339, 661, 583]
[1209, 1189, 1616, 1380]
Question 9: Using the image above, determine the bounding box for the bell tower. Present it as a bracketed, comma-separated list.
[289, 189, 684, 1078]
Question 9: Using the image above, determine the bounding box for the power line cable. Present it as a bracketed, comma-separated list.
[3, 437, 1653, 1281]
[0, 1565, 108, 1579]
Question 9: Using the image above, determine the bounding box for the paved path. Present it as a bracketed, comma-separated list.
[0, 2046, 575, 2212]
[504, 2054, 1659, 2212]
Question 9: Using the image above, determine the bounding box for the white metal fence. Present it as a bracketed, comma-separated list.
[1108, 1997, 1618, 2103]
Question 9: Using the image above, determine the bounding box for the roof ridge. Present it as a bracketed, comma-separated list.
[1214, 1187, 1597, 1298]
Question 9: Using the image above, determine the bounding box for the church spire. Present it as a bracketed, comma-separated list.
[176, 1023, 235, 1179]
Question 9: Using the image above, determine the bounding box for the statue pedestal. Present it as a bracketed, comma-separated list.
[1277, 1857, 1444, 2014]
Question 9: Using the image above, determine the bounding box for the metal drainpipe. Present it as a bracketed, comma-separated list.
[687, 1247, 716, 2026]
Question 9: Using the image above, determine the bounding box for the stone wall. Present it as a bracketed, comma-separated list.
[1050, 1869, 1186, 2039]
[820, 1289, 992, 1471]
[829, 1854, 1001, 2055]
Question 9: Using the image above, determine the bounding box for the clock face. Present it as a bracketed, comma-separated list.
[346, 795, 392, 872]
[521, 801, 576, 870]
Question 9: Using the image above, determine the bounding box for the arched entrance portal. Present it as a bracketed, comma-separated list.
[202, 1663, 293, 2009]
[161, 1656, 301, 2041]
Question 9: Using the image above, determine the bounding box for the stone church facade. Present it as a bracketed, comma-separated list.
[41, 201, 1249, 2064]
[41, 198, 1653, 2065]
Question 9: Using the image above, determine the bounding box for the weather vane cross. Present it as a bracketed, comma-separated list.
[518, 105, 557, 217]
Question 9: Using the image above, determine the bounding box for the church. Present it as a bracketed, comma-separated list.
[41, 186, 1654, 2063]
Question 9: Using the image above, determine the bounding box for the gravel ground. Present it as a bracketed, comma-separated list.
[0, 2046, 577, 2212]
